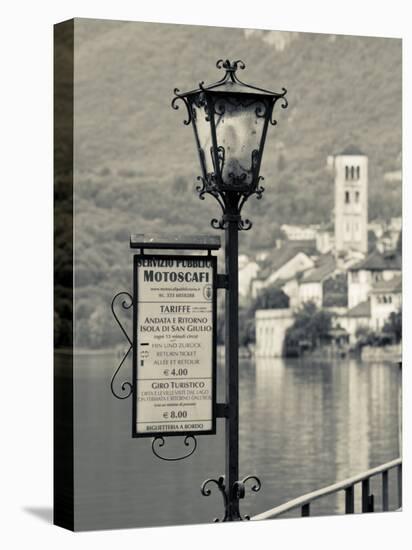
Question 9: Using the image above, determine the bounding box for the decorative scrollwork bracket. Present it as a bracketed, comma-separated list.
[152, 435, 197, 461]
[110, 291, 133, 400]
[201, 474, 261, 521]
[233, 475, 262, 520]
[201, 476, 228, 522]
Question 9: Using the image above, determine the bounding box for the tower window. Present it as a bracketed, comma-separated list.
[345, 191, 350, 204]
[355, 191, 360, 203]
[356, 166, 360, 179]
[350, 166, 355, 179]
[345, 166, 349, 180]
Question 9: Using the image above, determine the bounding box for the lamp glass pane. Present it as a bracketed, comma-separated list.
[213, 95, 268, 186]
[191, 97, 214, 176]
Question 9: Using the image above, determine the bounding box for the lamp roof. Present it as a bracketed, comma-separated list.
[173, 59, 288, 100]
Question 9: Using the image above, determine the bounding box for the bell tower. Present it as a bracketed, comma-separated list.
[334, 146, 368, 255]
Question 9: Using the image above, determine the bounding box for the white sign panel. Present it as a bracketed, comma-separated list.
[133, 254, 216, 436]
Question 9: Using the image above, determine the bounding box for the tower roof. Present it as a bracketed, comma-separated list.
[337, 145, 365, 156]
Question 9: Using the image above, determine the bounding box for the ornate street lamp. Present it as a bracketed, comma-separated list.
[172, 59, 288, 230]
[172, 60, 288, 522]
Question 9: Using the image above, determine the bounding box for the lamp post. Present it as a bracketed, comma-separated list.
[172, 59, 288, 521]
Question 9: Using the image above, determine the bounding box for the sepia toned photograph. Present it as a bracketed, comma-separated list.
[54, 18, 402, 531]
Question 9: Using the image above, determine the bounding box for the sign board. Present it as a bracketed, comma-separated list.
[132, 254, 216, 437]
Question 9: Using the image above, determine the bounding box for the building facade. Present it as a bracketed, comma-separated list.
[251, 247, 314, 298]
[255, 309, 294, 357]
[348, 250, 402, 309]
[334, 146, 368, 255]
[338, 300, 371, 344]
[370, 276, 402, 331]
[299, 254, 337, 307]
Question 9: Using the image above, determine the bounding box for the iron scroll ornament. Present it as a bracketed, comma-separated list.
[172, 59, 288, 231]
[151, 435, 198, 461]
[172, 59, 288, 127]
[111, 291, 198, 461]
[201, 475, 262, 521]
[110, 291, 133, 400]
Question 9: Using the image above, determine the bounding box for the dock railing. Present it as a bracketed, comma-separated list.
[252, 458, 402, 520]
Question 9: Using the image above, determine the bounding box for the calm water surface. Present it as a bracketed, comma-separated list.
[71, 355, 400, 530]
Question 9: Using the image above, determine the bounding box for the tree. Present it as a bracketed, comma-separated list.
[236, 285, 289, 350]
[383, 308, 402, 343]
[323, 273, 348, 307]
[284, 301, 333, 351]
[252, 285, 290, 311]
[355, 325, 379, 347]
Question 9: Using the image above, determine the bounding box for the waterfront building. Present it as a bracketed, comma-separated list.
[255, 146, 402, 355]
[370, 275, 402, 331]
[338, 300, 371, 344]
[299, 254, 337, 307]
[347, 249, 401, 309]
[255, 308, 294, 357]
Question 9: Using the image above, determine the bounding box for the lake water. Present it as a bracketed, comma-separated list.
[70, 354, 401, 530]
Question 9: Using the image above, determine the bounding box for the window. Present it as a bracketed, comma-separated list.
[356, 166, 360, 179]
[345, 190, 350, 204]
[350, 166, 355, 179]
[355, 191, 360, 203]
[345, 166, 349, 180]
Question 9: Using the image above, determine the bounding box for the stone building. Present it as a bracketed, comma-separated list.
[299, 254, 337, 307]
[251, 243, 315, 298]
[255, 309, 294, 357]
[370, 275, 402, 331]
[334, 146, 368, 255]
[347, 249, 402, 309]
[339, 300, 371, 344]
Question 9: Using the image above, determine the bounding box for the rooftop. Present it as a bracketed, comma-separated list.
[345, 300, 371, 318]
[349, 250, 401, 272]
[286, 239, 318, 254]
[372, 275, 402, 293]
[257, 243, 315, 280]
[301, 254, 336, 283]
